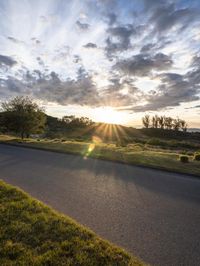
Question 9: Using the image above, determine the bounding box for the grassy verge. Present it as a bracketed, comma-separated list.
[0, 180, 145, 265]
[0, 134, 200, 177]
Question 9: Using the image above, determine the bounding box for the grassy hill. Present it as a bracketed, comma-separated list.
[0, 180, 145, 266]
[45, 115, 200, 143]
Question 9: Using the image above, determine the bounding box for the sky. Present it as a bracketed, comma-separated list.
[0, 0, 200, 127]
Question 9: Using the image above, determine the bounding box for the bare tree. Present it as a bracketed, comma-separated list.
[151, 115, 159, 128]
[158, 116, 164, 129]
[142, 115, 150, 128]
[173, 118, 181, 131]
[142, 115, 188, 132]
[164, 116, 173, 130]
[180, 120, 187, 132]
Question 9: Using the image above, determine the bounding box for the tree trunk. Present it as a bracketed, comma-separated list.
[21, 132, 24, 139]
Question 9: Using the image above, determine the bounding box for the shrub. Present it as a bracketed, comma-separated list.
[147, 138, 166, 147]
[179, 155, 189, 163]
[116, 140, 127, 147]
[193, 153, 200, 161]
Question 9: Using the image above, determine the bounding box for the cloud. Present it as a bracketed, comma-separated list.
[76, 20, 90, 30]
[1, 0, 200, 117]
[0, 68, 101, 106]
[185, 105, 200, 109]
[114, 52, 173, 76]
[99, 75, 141, 107]
[0, 66, 141, 109]
[7, 36, 25, 44]
[140, 43, 156, 53]
[105, 24, 136, 55]
[0, 55, 17, 67]
[148, 2, 198, 34]
[83, 42, 97, 48]
[106, 12, 117, 25]
[128, 71, 200, 112]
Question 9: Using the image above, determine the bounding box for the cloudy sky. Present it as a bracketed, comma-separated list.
[0, 0, 200, 127]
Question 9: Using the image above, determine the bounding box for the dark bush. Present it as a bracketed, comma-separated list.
[179, 155, 189, 163]
[193, 153, 200, 161]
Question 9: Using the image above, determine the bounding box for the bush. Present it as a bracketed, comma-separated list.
[193, 153, 200, 161]
[179, 155, 189, 163]
[147, 138, 166, 147]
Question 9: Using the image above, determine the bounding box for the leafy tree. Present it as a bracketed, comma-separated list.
[62, 115, 93, 127]
[1, 96, 46, 139]
[142, 115, 150, 128]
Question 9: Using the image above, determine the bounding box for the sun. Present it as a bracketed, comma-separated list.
[93, 107, 127, 125]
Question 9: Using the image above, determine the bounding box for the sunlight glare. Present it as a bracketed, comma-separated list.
[94, 107, 127, 125]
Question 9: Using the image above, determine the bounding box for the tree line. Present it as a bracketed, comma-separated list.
[0, 96, 94, 139]
[142, 115, 188, 132]
[62, 115, 93, 127]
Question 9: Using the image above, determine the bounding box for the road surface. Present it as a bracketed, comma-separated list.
[0, 144, 200, 266]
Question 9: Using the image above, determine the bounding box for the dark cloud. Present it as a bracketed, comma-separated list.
[107, 12, 117, 25]
[129, 55, 200, 112]
[105, 24, 136, 54]
[0, 69, 99, 106]
[128, 70, 200, 112]
[140, 43, 156, 53]
[143, 0, 165, 11]
[0, 55, 17, 67]
[83, 42, 97, 48]
[114, 53, 173, 76]
[76, 20, 90, 30]
[148, 2, 198, 34]
[0, 66, 141, 108]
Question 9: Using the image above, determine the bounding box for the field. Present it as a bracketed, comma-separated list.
[0, 134, 200, 177]
[0, 180, 145, 265]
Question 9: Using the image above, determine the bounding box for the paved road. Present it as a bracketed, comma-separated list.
[0, 144, 200, 266]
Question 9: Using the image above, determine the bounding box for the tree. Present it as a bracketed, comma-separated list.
[180, 119, 187, 132]
[172, 118, 181, 131]
[158, 116, 164, 129]
[151, 115, 159, 128]
[1, 96, 46, 139]
[164, 116, 173, 130]
[62, 115, 93, 128]
[142, 115, 150, 128]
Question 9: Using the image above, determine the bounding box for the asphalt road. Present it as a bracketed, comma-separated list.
[0, 144, 200, 266]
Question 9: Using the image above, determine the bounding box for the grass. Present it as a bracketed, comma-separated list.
[0, 134, 200, 177]
[0, 180, 145, 266]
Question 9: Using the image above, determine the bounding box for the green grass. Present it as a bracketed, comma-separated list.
[0, 180, 145, 266]
[0, 134, 200, 177]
